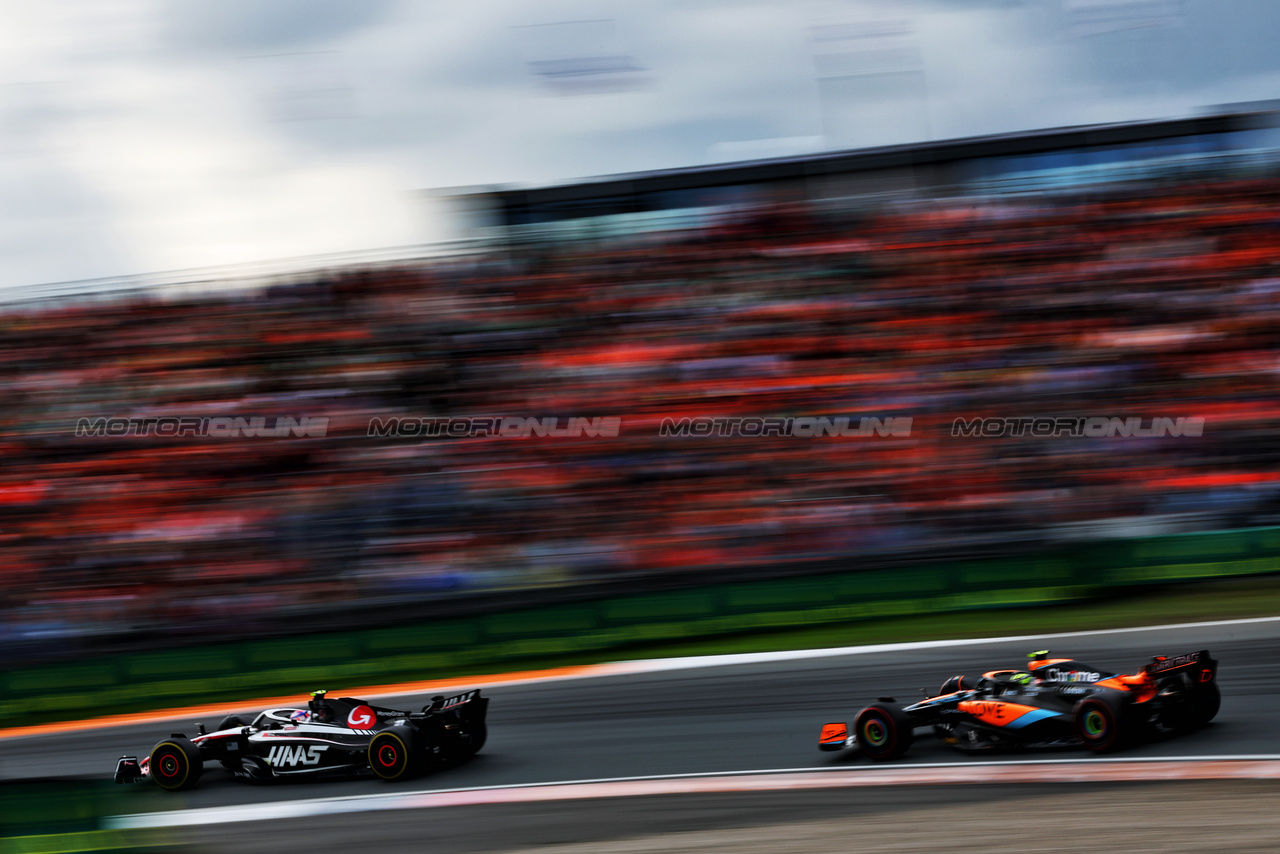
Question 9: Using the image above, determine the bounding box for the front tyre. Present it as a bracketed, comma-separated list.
[1074, 694, 1129, 753]
[215, 714, 245, 732]
[368, 728, 424, 781]
[149, 738, 204, 791]
[854, 703, 913, 761]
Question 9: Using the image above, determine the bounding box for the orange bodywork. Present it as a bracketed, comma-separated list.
[1027, 659, 1073, 672]
[819, 722, 849, 744]
[981, 670, 1019, 680]
[1095, 672, 1158, 703]
[958, 700, 1045, 728]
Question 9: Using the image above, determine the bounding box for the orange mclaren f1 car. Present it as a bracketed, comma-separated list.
[819, 649, 1219, 759]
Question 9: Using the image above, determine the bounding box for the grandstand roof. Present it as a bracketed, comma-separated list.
[442, 104, 1280, 230]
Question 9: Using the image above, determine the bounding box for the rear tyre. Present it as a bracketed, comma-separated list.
[1073, 694, 1129, 753]
[854, 703, 914, 761]
[1161, 675, 1221, 732]
[214, 716, 248, 770]
[459, 721, 486, 756]
[368, 728, 425, 781]
[149, 738, 204, 791]
[1185, 678, 1221, 729]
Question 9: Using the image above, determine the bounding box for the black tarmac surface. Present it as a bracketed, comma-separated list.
[3, 619, 1277, 851]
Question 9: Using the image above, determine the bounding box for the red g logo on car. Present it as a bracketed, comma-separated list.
[348, 705, 375, 728]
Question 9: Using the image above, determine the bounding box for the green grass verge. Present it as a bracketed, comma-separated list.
[604, 575, 1280, 659]
[6, 575, 1280, 729]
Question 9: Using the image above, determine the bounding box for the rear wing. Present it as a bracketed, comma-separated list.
[1144, 650, 1217, 684]
[426, 689, 487, 719]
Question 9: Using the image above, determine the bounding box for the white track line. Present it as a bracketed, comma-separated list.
[106, 756, 1280, 829]
[291, 613, 1280, 701]
[584, 615, 1280, 676]
[20, 614, 1278, 736]
[99, 617, 1280, 828]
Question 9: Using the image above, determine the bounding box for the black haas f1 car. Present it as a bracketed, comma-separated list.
[115, 688, 488, 791]
[819, 649, 1219, 759]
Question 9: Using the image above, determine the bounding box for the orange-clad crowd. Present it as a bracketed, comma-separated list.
[3, 177, 1280, 650]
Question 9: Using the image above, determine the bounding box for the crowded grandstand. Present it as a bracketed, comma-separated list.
[3, 109, 1280, 663]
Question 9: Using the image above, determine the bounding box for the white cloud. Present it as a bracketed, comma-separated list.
[0, 0, 423, 291]
[0, 0, 1276, 295]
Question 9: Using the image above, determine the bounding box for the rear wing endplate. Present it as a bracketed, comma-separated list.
[427, 689, 486, 714]
[1144, 649, 1217, 683]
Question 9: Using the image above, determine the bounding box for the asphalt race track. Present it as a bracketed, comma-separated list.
[4, 618, 1279, 852]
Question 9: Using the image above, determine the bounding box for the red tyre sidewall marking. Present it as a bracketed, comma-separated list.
[377, 739, 399, 768]
[155, 745, 183, 781]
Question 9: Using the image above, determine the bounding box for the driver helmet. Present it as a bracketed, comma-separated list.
[308, 690, 333, 723]
[290, 709, 311, 723]
[1027, 649, 1052, 670]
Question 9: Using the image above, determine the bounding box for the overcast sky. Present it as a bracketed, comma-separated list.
[2, 0, 1278, 296]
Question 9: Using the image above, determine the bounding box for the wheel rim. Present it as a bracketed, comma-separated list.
[151, 744, 190, 788]
[377, 743, 399, 769]
[371, 733, 411, 777]
[1083, 708, 1107, 737]
[862, 718, 888, 747]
